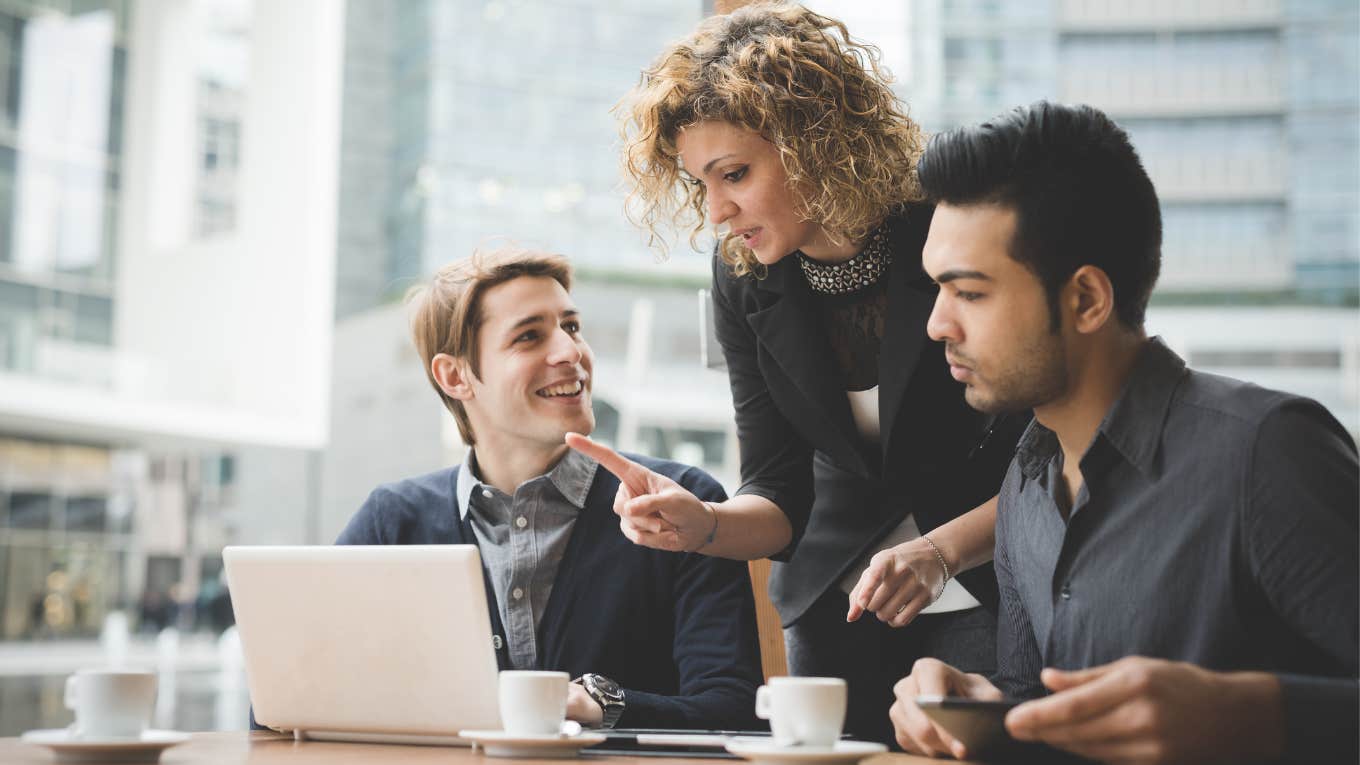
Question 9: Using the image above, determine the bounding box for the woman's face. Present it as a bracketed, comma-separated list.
[676, 121, 835, 265]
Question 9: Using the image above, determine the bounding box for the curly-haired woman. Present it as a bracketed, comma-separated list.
[567, 3, 1026, 744]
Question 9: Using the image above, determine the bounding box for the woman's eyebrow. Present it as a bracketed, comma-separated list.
[702, 154, 737, 175]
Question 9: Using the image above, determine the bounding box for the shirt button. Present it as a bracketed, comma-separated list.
[492, 635, 503, 650]
[1060, 583, 1072, 600]
[515, 516, 527, 529]
[481, 488, 493, 499]
[512, 587, 524, 600]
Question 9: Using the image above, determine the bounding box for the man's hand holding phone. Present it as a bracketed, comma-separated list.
[894, 656, 1287, 764]
[890, 658, 1007, 759]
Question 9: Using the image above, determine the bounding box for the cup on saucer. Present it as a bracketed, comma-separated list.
[64, 668, 157, 740]
[498, 670, 569, 736]
[755, 676, 846, 747]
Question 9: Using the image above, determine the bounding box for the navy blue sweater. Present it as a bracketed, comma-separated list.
[330, 454, 763, 730]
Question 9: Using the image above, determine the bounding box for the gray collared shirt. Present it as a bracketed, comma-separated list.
[993, 338, 1357, 762]
[456, 448, 598, 670]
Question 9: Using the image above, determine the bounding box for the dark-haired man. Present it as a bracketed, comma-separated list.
[890, 102, 1357, 764]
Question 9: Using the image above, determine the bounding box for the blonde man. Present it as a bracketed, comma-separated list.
[335, 247, 762, 729]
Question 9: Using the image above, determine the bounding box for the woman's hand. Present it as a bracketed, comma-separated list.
[846, 538, 946, 627]
[565, 433, 715, 552]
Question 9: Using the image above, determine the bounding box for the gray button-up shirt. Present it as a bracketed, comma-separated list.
[993, 338, 1357, 762]
[456, 448, 598, 670]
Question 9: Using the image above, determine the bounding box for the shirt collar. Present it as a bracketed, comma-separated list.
[455, 448, 480, 520]
[455, 447, 599, 520]
[1015, 418, 1059, 481]
[547, 447, 599, 509]
[1014, 337, 1186, 481]
[1097, 337, 1186, 477]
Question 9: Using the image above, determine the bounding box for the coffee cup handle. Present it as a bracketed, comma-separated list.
[64, 676, 81, 738]
[754, 685, 771, 720]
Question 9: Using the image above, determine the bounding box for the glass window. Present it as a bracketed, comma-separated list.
[0, 145, 14, 266]
[64, 495, 107, 533]
[8, 492, 53, 530]
[0, 12, 23, 131]
[72, 292, 111, 344]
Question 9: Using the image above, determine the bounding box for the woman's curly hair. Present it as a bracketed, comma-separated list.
[618, 2, 926, 277]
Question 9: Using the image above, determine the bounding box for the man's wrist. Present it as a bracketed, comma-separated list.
[568, 682, 605, 725]
[574, 673, 625, 729]
[1216, 671, 1284, 760]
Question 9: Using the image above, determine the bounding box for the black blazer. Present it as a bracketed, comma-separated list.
[710, 204, 1025, 627]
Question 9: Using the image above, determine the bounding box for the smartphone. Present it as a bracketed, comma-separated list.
[915, 696, 1023, 757]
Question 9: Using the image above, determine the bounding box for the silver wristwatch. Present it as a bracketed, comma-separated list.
[574, 673, 625, 729]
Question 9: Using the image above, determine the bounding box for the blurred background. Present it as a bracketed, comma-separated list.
[0, 0, 1355, 736]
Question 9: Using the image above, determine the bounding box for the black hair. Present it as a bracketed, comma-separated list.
[917, 101, 1161, 329]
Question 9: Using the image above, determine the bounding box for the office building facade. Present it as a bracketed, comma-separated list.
[906, 0, 1358, 300]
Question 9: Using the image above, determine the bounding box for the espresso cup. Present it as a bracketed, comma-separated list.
[498, 670, 569, 736]
[64, 669, 157, 740]
[755, 676, 846, 747]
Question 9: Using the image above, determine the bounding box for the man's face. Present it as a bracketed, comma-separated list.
[923, 203, 1068, 414]
[463, 275, 595, 452]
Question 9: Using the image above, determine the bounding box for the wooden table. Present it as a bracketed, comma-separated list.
[1, 731, 983, 764]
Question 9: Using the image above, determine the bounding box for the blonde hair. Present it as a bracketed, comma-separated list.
[407, 246, 573, 445]
[618, 2, 926, 277]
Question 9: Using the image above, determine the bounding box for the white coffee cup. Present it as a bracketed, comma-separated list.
[498, 670, 569, 736]
[64, 669, 157, 740]
[755, 676, 847, 747]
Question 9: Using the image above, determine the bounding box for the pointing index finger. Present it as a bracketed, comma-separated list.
[565, 432, 650, 494]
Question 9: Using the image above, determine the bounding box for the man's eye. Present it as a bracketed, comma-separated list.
[563, 321, 581, 334]
[723, 166, 747, 183]
[957, 290, 983, 302]
[515, 330, 539, 343]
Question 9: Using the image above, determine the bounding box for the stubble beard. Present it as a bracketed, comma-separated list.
[956, 330, 1068, 415]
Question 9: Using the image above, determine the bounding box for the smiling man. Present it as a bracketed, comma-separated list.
[333, 246, 762, 730]
[888, 102, 1358, 764]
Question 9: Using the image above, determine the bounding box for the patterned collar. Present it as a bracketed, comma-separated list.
[455, 447, 598, 520]
[797, 223, 892, 295]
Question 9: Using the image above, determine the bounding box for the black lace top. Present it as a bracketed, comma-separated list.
[798, 222, 892, 392]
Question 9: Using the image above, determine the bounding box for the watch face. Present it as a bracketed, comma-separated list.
[592, 674, 622, 698]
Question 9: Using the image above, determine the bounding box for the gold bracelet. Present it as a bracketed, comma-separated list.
[920, 534, 951, 603]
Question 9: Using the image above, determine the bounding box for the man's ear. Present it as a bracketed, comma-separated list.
[1064, 265, 1116, 336]
[431, 353, 474, 401]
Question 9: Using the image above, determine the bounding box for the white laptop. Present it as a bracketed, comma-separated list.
[223, 545, 501, 744]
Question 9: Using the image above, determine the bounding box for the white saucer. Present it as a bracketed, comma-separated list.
[458, 729, 607, 758]
[725, 739, 888, 765]
[20, 729, 191, 763]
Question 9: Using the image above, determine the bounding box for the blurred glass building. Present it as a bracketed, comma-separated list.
[904, 0, 1358, 301]
[1, 0, 130, 642]
[334, 0, 712, 320]
[0, 0, 340, 648]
